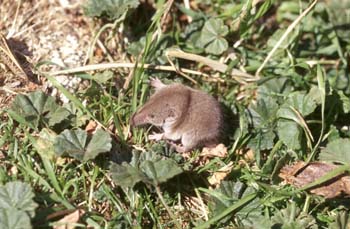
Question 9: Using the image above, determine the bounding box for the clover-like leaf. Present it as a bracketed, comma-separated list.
[110, 163, 147, 188]
[247, 130, 276, 151]
[92, 71, 114, 84]
[110, 151, 183, 188]
[247, 97, 279, 128]
[54, 128, 112, 161]
[127, 36, 146, 57]
[208, 181, 261, 225]
[140, 159, 183, 185]
[205, 38, 228, 55]
[138, 151, 163, 164]
[337, 90, 350, 114]
[326, 0, 350, 42]
[319, 138, 350, 164]
[267, 28, 294, 49]
[277, 119, 302, 150]
[85, 129, 112, 160]
[54, 129, 87, 158]
[278, 92, 317, 118]
[63, 102, 90, 127]
[8, 91, 71, 129]
[83, 0, 139, 20]
[271, 204, 317, 229]
[329, 210, 350, 229]
[257, 77, 292, 101]
[0, 182, 38, 217]
[0, 208, 32, 229]
[47, 107, 71, 127]
[199, 18, 229, 55]
[33, 128, 57, 160]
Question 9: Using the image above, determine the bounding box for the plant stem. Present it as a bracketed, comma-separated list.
[155, 185, 182, 229]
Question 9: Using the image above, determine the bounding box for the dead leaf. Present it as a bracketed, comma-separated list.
[201, 144, 227, 158]
[181, 144, 228, 167]
[236, 148, 255, 164]
[9, 165, 18, 176]
[187, 144, 228, 166]
[208, 162, 234, 186]
[53, 209, 85, 229]
[279, 161, 350, 198]
[244, 149, 255, 162]
[85, 120, 97, 134]
[123, 125, 131, 139]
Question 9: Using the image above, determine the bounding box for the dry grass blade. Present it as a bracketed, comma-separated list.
[166, 48, 258, 83]
[0, 33, 28, 79]
[256, 0, 319, 76]
[289, 106, 314, 143]
[44, 62, 210, 77]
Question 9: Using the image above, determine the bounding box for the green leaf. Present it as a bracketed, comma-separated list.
[47, 107, 71, 127]
[205, 37, 228, 55]
[271, 203, 317, 229]
[202, 181, 260, 227]
[85, 129, 112, 161]
[83, 0, 139, 20]
[319, 138, 350, 164]
[92, 71, 114, 84]
[267, 28, 293, 49]
[127, 37, 146, 56]
[307, 86, 323, 105]
[33, 128, 57, 160]
[110, 163, 147, 188]
[327, 0, 350, 42]
[337, 90, 350, 113]
[210, 181, 244, 209]
[248, 97, 278, 128]
[8, 91, 70, 129]
[54, 128, 112, 161]
[140, 159, 183, 185]
[63, 102, 90, 127]
[0, 208, 32, 229]
[283, 92, 317, 117]
[277, 119, 302, 150]
[257, 77, 292, 101]
[54, 129, 87, 158]
[110, 151, 183, 188]
[199, 18, 229, 55]
[329, 210, 350, 229]
[130, 150, 162, 168]
[247, 130, 276, 151]
[0, 182, 38, 217]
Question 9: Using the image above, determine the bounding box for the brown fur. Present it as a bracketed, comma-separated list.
[131, 78, 223, 152]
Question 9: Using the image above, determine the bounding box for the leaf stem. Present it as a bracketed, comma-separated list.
[307, 65, 326, 163]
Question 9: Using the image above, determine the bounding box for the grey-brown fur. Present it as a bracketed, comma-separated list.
[130, 78, 223, 152]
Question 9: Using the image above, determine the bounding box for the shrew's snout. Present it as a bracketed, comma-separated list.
[129, 113, 136, 127]
[130, 112, 147, 127]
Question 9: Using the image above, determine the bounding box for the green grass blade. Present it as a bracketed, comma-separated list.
[194, 192, 257, 229]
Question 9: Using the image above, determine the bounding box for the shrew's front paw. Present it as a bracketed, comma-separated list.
[168, 141, 188, 153]
[149, 132, 164, 141]
[150, 77, 166, 89]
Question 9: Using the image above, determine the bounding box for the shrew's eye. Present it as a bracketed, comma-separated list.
[149, 114, 155, 118]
